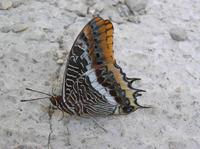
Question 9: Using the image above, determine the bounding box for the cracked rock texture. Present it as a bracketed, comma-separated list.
[0, 0, 200, 149]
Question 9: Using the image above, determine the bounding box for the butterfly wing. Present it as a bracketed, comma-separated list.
[61, 17, 117, 115]
[62, 17, 145, 116]
[65, 74, 118, 116]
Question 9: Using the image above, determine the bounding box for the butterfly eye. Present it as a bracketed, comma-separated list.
[93, 31, 98, 35]
[123, 106, 133, 114]
[97, 61, 103, 65]
[109, 90, 116, 96]
[124, 98, 130, 105]
[96, 53, 100, 58]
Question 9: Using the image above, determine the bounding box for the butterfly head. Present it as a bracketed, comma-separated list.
[21, 88, 63, 107]
[49, 96, 62, 106]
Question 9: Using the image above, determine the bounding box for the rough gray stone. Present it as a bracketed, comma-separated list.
[125, 0, 148, 13]
[169, 27, 187, 41]
[56, 59, 64, 65]
[12, 23, 28, 33]
[0, 0, 12, 10]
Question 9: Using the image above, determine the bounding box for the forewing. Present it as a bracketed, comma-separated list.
[62, 17, 115, 100]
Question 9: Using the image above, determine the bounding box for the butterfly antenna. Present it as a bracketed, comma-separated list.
[26, 88, 52, 96]
[21, 97, 50, 102]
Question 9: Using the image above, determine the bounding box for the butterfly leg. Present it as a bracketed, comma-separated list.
[58, 110, 65, 121]
[80, 115, 108, 133]
[90, 116, 108, 133]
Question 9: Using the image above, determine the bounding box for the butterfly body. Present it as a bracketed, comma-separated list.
[50, 17, 147, 116]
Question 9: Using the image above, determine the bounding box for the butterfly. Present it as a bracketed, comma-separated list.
[22, 17, 149, 116]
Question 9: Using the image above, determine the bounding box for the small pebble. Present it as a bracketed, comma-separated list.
[87, 3, 104, 16]
[12, 1, 23, 8]
[12, 23, 28, 33]
[56, 59, 64, 65]
[0, 0, 12, 10]
[117, 3, 130, 17]
[125, 0, 148, 13]
[169, 27, 187, 41]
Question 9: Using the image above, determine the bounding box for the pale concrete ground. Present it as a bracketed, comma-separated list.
[0, 0, 200, 148]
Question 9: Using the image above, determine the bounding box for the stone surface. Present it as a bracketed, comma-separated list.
[12, 23, 28, 33]
[12, 1, 24, 8]
[125, 0, 148, 13]
[169, 27, 187, 41]
[127, 15, 141, 23]
[0, 0, 12, 10]
[0, 26, 11, 33]
[0, 0, 200, 149]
